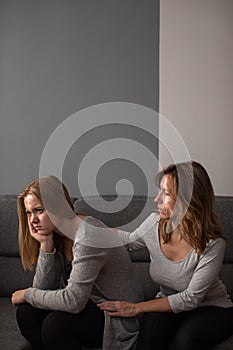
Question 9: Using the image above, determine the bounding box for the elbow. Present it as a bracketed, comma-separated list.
[169, 292, 203, 313]
[62, 291, 89, 314]
[65, 302, 86, 314]
[185, 290, 206, 310]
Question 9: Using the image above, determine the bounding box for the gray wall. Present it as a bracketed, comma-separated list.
[0, 0, 159, 197]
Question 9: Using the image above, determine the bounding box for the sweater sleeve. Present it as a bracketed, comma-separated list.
[117, 213, 158, 250]
[24, 243, 106, 313]
[32, 249, 64, 290]
[168, 238, 226, 313]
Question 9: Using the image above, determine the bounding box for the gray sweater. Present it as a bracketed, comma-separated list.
[24, 216, 144, 350]
[119, 213, 233, 313]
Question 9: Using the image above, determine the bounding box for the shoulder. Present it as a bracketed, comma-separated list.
[199, 237, 226, 260]
[74, 216, 124, 249]
[206, 237, 226, 251]
[137, 212, 159, 234]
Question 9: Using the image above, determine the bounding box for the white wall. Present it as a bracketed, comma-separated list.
[160, 0, 233, 195]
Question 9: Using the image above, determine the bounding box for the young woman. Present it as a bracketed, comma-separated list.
[12, 176, 143, 350]
[98, 161, 233, 350]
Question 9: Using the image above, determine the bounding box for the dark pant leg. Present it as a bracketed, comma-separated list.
[136, 307, 233, 350]
[173, 306, 233, 350]
[16, 303, 51, 350]
[136, 312, 184, 350]
[16, 301, 104, 350]
[41, 301, 105, 350]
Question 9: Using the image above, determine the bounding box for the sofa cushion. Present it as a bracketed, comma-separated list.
[0, 257, 34, 297]
[0, 297, 32, 349]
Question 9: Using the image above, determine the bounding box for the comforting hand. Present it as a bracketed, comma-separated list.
[11, 289, 27, 305]
[98, 301, 139, 317]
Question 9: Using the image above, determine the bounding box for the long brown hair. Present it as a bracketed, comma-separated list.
[18, 176, 75, 270]
[154, 161, 224, 253]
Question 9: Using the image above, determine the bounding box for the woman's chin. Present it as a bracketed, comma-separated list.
[159, 213, 170, 220]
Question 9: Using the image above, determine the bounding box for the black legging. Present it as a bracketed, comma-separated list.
[16, 300, 104, 350]
[136, 306, 233, 350]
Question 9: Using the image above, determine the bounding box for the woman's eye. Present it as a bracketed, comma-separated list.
[26, 211, 31, 217]
[36, 208, 43, 214]
[161, 189, 169, 196]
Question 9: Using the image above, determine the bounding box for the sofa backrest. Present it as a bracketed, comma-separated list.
[74, 195, 233, 260]
[74, 195, 233, 299]
[215, 196, 233, 263]
[0, 194, 233, 299]
[215, 196, 233, 299]
[0, 195, 78, 297]
[0, 195, 34, 296]
[0, 195, 20, 257]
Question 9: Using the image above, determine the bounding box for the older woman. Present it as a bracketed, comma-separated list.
[12, 176, 143, 350]
[98, 161, 233, 350]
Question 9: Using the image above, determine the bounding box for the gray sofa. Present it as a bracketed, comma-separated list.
[0, 194, 233, 350]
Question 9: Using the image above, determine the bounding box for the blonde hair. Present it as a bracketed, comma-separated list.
[154, 161, 224, 253]
[17, 176, 75, 270]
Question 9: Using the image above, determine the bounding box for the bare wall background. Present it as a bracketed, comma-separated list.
[160, 0, 233, 195]
[0, 0, 159, 196]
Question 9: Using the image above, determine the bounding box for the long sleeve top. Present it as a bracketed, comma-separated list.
[24, 216, 144, 350]
[118, 213, 233, 313]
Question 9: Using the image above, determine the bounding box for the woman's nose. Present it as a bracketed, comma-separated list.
[154, 195, 158, 203]
[154, 192, 161, 203]
[30, 213, 39, 223]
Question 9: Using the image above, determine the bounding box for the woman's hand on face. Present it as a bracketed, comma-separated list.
[28, 222, 54, 253]
[11, 289, 27, 305]
[97, 301, 139, 317]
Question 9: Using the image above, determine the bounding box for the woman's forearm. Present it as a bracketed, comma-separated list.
[32, 249, 63, 289]
[136, 296, 172, 314]
[98, 296, 172, 317]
